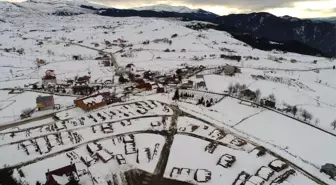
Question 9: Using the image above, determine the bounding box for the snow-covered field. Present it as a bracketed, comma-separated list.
[0, 1, 336, 185]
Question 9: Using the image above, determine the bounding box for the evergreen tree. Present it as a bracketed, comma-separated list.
[172, 89, 180, 100]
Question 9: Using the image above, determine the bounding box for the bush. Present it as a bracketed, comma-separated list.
[228, 83, 234, 94]
[301, 109, 313, 121]
[331, 120, 336, 130]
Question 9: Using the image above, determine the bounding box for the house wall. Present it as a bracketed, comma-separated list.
[74, 99, 106, 111]
[43, 79, 57, 86]
[37, 100, 55, 111]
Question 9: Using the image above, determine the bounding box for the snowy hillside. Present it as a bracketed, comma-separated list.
[0, 1, 336, 185]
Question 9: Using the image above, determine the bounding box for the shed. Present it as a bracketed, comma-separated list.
[268, 159, 288, 172]
[96, 150, 113, 163]
[321, 163, 336, 179]
[194, 169, 211, 183]
[217, 154, 236, 168]
[264, 100, 276, 108]
[240, 89, 257, 100]
[196, 81, 206, 88]
[36, 95, 55, 111]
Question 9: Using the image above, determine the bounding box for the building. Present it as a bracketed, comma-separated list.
[156, 84, 165, 93]
[264, 100, 276, 108]
[42, 70, 57, 87]
[36, 95, 55, 111]
[76, 75, 90, 84]
[96, 150, 113, 163]
[72, 55, 82, 60]
[240, 89, 257, 100]
[45, 163, 79, 185]
[37, 59, 46, 67]
[72, 85, 94, 96]
[125, 63, 136, 74]
[321, 163, 336, 179]
[74, 91, 110, 111]
[116, 154, 126, 165]
[196, 81, 206, 89]
[223, 65, 241, 76]
[136, 82, 152, 91]
[102, 60, 111, 67]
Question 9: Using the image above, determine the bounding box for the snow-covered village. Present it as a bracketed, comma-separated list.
[0, 0, 336, 185]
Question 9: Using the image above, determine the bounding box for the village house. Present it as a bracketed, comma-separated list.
[36, 95, 55, 111]
[37, 59, 46, 67]
[136, 82, 152, 91]
[72, 55, 82, 60]
[156, 84, 165, 93]
[74, 91, 111, 111]
[72, 85, 94, 96]
[116, 154, 126, 165]
[223, 65, 241, 76]
[240, 89, 257, 100]
[196, 74, 204, 79]
[76, 75, 90, 84]
[125, 63, 136, 74]
[86, 143, 101, 154]
[196, 81, 206, 89]
[96, 150, 113, 163]
[102, 60, 111, 67]
[45, 163, 79, 185]
[42, 70, 57, 87]
[263, 99, 276, 108]
[180, 80, 194, 89]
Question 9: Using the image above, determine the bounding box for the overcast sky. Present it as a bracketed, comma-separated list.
[87, 0, 336, 18]
[2, 0, 336, 18]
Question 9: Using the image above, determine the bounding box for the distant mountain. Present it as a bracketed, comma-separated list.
[187, 22, 327, 57]
[309, 17, 336, 24]
[132, 4, 196, 13]
[131, 4, 216, 16]
[80, 4, 218, 21]
[0, 0, 333, 57]
[214, 12, 336, 57]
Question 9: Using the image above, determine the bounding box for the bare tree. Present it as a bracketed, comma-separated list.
[301, 109, 313, 122]
[255, 89, 261, 100]
[234, 82, 240, 90]
[21, 108, 34, 115]
[232, 82, 240, 94]
[239, 84, 247, 92]
[291, 106, 298, 116]
[314, 118, 320, 125]
[331, 120, 336, 130]
[228, 83, 234, 95]
[268, 93, 276, 102]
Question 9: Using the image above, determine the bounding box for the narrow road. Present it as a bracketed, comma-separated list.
[0, 115, 172, 147]
[153, 105, 180, 178]
[8, 130, 168, 170]
[71, 43, 119, 68]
